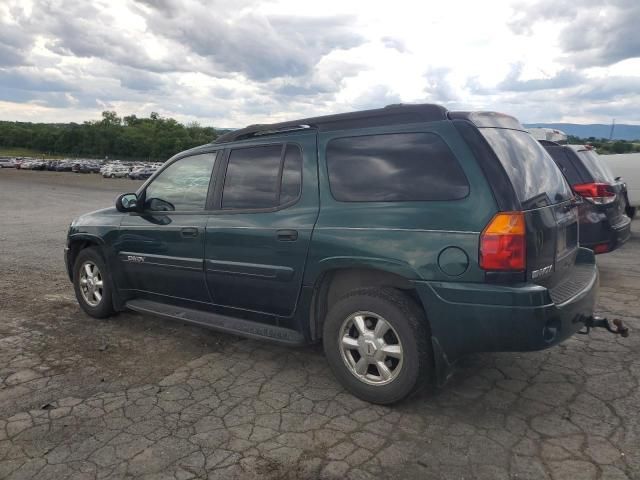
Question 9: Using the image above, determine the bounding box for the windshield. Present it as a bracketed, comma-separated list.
[576, 149, 616, 183]
[481, 128, 573, 209]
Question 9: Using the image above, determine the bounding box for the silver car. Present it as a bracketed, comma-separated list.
[0, 157, 16, 168]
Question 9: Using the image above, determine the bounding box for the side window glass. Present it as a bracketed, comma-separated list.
[553, 149, 582, 184]
[144, 153, 216, 211]
[326, 132, 469, 202]
[222, 145, 282, 209]
[279, 144, 302, 205]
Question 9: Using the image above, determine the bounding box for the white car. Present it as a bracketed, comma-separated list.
[602, 153, 640, 218]
[0, 157, 17, 168]
[102, 167, 130, 178]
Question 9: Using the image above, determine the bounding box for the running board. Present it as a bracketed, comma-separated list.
[126, 299, 306, 345]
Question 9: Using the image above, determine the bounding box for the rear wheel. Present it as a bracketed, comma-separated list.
[626, 206, 636, 219]
[73, 247, 115, 318]
[323, 287, 432, 404]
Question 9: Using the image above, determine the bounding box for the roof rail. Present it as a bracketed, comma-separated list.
[252, 124, 312, 137]
[213, 103, 448, 144]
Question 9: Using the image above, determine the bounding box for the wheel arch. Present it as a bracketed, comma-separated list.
[66, 234, 105, 281]
[308, 266, 422, 342]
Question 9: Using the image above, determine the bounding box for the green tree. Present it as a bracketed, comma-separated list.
[0, 111, 222, 161]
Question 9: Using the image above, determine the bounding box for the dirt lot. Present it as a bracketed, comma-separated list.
[1, 168, 639, 479]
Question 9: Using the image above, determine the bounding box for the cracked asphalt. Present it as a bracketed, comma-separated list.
[1, 169, 639, 479]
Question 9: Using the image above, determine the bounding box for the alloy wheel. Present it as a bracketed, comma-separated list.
[339, 311, 404, 385]
[79, 261, 104, 307]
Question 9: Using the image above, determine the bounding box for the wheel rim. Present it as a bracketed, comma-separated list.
[79, 261, 104, 307]
[339, 311, 404, 386]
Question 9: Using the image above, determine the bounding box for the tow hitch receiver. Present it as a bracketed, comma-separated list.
[580, 316, 630, 337]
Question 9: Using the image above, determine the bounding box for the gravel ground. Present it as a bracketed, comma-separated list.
[0, 169, 639, 480]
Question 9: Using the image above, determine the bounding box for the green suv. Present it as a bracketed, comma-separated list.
[66, 104, 599, 404]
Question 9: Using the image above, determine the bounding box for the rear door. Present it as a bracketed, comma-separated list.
[481, 128, 578, 287]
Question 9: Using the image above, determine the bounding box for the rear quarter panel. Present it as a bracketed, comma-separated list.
[305, 121, 497, 284]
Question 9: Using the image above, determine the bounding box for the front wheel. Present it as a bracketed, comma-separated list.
[73, 247, 116, 318]
[323, 287, 432, 404]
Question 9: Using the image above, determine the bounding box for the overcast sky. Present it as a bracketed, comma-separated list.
[1, 0, 639, 127]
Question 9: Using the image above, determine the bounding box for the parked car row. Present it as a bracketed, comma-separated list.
[66, 103, 632, 405]
[0, 158, 104, 172]
[1, 156, 163, 180]
[100, 162, 161, 180]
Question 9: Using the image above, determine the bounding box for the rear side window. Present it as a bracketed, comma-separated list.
[545, 147, 583, 185]
[576, 149, 615, 183]
[481, 128, 573, 208]
[326, 132, 469, 202]
[222, 144, 302, 209]
[280, 144, 303, 204]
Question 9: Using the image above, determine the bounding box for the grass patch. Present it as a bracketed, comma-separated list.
[0, 147, 68, 159]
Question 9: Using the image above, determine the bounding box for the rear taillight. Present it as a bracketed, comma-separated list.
[573, 183, 616, 205]
[593, 243, 610, 254]
[480, 212, 526, 271]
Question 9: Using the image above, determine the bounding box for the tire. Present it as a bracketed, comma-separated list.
[110, 174, 115, 178]
[626, 206, 636, 219]
[323, 287, 432, 404]
[73, 247, 116, 319]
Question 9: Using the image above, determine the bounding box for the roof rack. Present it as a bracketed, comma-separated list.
[213, 103, 448, 144]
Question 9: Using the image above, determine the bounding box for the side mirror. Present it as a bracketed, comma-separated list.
[116, 193, 138, 212]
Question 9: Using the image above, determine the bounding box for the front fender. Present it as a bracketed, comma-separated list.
[65, 234, 107, 280]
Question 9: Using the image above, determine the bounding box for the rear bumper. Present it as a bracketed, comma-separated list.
[579, 207, 631, 253]
[413, 248, 598, 378]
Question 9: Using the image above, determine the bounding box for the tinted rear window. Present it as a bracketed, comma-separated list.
[545, 147, 583, 185]
[326, 132, 469, 202]
[481, 128, 573, 208]
[576, 149, 615, 183]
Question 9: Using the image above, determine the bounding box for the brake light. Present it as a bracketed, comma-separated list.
[480, 212, 526, 271]
[593, 243, 610, 254]
[573, 183, 616, 205]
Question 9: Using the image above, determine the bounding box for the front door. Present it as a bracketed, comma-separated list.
[116, 151, 218, 303]
[205, 134, 319, 317]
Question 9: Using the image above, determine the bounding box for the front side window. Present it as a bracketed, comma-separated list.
[144, 153, 216, 211]
[326, 132, 470, 202]
[222, 144, 303, 209]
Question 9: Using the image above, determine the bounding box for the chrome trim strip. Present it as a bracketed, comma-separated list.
[314, 227, 480, 234]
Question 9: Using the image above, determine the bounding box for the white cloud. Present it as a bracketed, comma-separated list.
[0, 0, 638, 126]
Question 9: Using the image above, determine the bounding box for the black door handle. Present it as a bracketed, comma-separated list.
[277, 229, 298, 241]
[181, 227, 199, 238]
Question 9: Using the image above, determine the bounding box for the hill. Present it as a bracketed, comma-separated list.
[523, 123, 640, 141]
